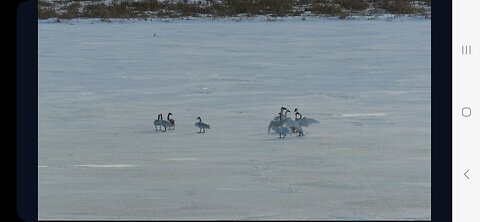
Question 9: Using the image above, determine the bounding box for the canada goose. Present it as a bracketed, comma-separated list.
[294, 108, 319, 127]
[153, 114, 161, 131]
[195, 117, 210, 133]
[158, 113, 173, 132]
[167, 112, 175, 130]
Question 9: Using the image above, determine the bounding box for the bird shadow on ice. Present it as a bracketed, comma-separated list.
[134, 129, 167, 134]
[257, 135, 307, 141]
[134, 128, 213, 137]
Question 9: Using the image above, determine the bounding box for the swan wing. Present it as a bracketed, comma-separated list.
[272, 126, 290, 134]
[297, 117, 319, 127]
[268, 119, 282, 132]
[284, 118, 300, 128]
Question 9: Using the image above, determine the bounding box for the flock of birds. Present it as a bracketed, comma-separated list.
[153, 113, 210, 133]
[153, 107, 318, 138]
[268, 107, 319, 138]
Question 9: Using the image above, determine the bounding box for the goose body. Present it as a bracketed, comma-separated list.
[157, 114, 172, 132]
[167, 112, 175, 130]
[153, 114, 161, 131]
[195, 117, 210, 133]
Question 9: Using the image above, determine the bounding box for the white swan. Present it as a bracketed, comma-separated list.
[284, 110, 304, 136]
[271, 112, 291, 138]
[268, 119, 281, 133]
[195, 117, 210, 133]
[268, 107, 290, 133]
[294, 108, 319, 127]
[153, 114, 161, 131]
[167, 112, 175, 130]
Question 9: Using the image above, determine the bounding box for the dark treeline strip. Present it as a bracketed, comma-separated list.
[39, 0, 431, 19]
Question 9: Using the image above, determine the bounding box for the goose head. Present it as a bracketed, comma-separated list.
[197, 117, 202, 122]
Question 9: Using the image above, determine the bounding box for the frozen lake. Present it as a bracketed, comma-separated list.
[38, 18, 431, 220]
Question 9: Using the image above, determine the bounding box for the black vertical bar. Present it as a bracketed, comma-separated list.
[432, 0, 452, 220]
[17, 0, 37, 221]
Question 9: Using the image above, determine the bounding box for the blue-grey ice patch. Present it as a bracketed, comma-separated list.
[71, 164, 136, 168]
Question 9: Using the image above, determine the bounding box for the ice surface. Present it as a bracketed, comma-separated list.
[38, 18, 431, 220]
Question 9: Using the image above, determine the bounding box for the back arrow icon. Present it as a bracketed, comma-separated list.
[464, 169, 470, 179]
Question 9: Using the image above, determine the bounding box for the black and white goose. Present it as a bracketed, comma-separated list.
[195, 117, 210, 133]
[158, 113, 173, 132]
[167, 112, 175, 130]
[153, 114, 161, 131]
